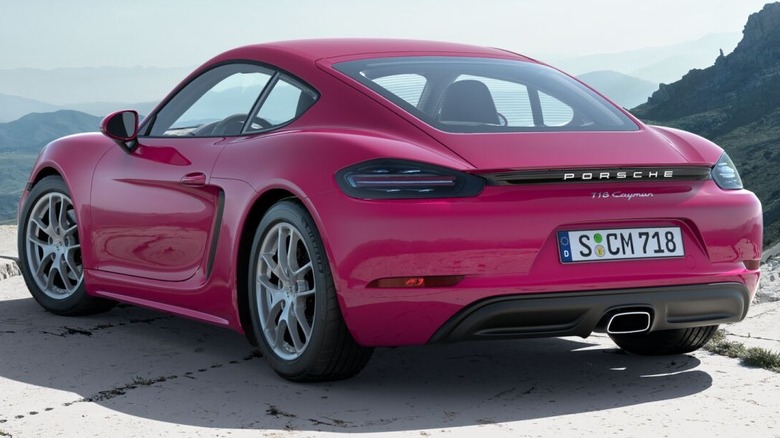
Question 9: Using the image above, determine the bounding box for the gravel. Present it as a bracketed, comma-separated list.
[756, 255, 780, 303]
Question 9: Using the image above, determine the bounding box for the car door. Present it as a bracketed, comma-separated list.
[89, 63, 274, 282]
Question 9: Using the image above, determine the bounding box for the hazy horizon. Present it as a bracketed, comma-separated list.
[0, 0, 772, 69]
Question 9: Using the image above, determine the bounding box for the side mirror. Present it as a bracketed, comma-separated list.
[101, 110, 139, 153]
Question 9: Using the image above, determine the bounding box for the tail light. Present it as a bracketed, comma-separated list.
[711, 152, 743, 190]
[337, 159, 485, 199]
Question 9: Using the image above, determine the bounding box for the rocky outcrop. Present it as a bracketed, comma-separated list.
[636, 3, 780, 134]
[632, 2, 780, 248]
[0, 258, 20, 281]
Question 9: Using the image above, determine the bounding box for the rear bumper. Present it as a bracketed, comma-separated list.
[307, 181, 761, 347]
[430, 282, 750, 342]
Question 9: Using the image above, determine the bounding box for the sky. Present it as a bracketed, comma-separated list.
[0, 0, 773, 70]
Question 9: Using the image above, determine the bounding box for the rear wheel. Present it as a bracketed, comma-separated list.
[248, 200, 372, 381]
[18, 175, 114, 315]
[610, 325, 718, 355]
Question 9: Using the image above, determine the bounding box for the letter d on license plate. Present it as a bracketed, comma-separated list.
[557, 227, 684, 263]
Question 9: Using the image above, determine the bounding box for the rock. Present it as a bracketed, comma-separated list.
[632, 3, 780, 251]
[0, 258, 20, 281]
[756, 256, 780, 303]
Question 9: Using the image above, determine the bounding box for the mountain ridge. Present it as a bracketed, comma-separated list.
[633, 1, 780, 248]
[0, 65, 191, 105]
[576, 71, 658, 109]
[552, 32, 741, 83]
[0, 110, 102, 223]
[0, 93, 61, 122]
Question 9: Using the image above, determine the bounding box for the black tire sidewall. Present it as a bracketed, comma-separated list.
[18, 175, 90, 314]
[247, 201, 334, 378]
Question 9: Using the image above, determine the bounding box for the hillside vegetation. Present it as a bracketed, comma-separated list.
[632, 2, 780, 248]
[0, 110, 101, 223]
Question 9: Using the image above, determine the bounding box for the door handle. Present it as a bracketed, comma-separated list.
[180, 172, 207, 187]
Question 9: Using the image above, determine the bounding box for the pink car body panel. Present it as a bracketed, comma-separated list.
[19, 39, 762, 347]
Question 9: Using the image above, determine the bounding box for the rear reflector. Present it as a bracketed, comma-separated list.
[743, 260, 760, 270]
[368, 275, 463, 288]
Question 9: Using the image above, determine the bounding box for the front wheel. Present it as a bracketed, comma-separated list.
[18, 175, 114, 315]
[610, 325, 718, 355]
[248, 201, 372, 381]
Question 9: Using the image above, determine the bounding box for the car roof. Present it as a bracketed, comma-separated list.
[214, 38, 532, 64]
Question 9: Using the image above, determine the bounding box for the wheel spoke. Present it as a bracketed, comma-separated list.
[57, 256, 76, 292]
[285, 306, 305, 352]
[64, 223, 78, 239]
[27, 235, 48, 248]
[277, 226, 291, 277]
[64, 249, 82, 279]
[293, 301, 312, 339]
[57, 196, 68, 232]
[45, 261, 57, 290]
[264, 298, 284, 330]
[257, 274, 281, 293]
[296, 279, 315, 297]
[272, 317, 288, 350]
[287, 230, 300, 272]
[47, 195, 57, 230]
[28, 236, 56, 259]
[31, 216, 49, 235]
[261, 252, 285, 281]
[292, 261, 312, 279]
[35, 255, 50, 278]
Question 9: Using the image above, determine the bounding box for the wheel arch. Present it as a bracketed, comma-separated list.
[30, 166, 63, 186]
[20, 166, 65, 216]
[236, 188, 299, 346]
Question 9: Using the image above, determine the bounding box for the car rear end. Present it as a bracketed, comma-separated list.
[312, 52, 762, 348]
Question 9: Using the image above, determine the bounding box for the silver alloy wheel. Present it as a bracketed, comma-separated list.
[25, 192, 83, 299]
[256, 222, 317, 360]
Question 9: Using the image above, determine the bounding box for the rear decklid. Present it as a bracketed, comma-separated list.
[422, 127, 720, 172]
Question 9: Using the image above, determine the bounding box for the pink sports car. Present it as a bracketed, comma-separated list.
[17, 39, 762, 381]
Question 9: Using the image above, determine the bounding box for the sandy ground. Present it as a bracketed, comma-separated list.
[2, 225, 780, 437]
[0, 226, 16, 258]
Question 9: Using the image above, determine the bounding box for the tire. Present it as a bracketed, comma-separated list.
[248, 200, 373, 381]
[18, 175, 114, 315]
[610, 325, 718, 355]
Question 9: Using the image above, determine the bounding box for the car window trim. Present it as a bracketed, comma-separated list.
[241, 73, 320, 136]
[139, 60, 319, 139]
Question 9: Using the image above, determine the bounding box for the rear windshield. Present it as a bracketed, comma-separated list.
[334, 56, 638, 133]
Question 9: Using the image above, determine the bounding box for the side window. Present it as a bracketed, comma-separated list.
[252, 76, 316, 131]
[373, 74, 427, 106]
[147, 63, 272, 137]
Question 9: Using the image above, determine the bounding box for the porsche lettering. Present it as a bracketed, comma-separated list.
[563, 170, 674, 181]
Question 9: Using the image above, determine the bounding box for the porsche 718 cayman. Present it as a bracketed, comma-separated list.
[17, 39, 762, 381]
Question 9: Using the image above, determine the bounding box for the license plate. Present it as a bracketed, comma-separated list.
[557, 227, 684, 263]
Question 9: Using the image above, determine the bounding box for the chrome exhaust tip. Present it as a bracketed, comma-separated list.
[606, 311, 651, 335]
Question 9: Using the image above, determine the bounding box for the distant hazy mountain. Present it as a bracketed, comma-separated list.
[576, 71, 659, 109]
[0, 93, 61, 122]
[0, 65, 191, 106]
[0, 110, 102, 222]
[0, 92, 157, 123]
[65, 101, 158, 118]
[633, 2, 780, 247]
[554, 32, 741, 84]
[0, 110, 101, 152]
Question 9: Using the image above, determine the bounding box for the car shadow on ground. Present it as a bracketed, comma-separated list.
[0, 293, 711, 432]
